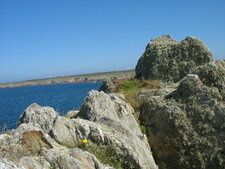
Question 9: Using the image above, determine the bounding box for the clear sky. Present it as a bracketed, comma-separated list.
[0, 0, 225, 83]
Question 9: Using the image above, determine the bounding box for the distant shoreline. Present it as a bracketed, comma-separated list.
[0, 70, 135, 88]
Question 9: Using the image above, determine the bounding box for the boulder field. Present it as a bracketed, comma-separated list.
[1, 35, 224, 169]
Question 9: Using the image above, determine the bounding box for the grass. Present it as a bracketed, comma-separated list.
[77, 142, 123, 169]
[116, 78, 163, 112]
[140, 125, 147, 135]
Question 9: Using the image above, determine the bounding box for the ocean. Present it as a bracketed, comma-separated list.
[0, 82, 102, 130]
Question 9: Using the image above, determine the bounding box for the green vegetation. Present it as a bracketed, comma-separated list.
[140, 125, 147, 135]
[77, 142, 123, 169]
[116, 78, 163, 112]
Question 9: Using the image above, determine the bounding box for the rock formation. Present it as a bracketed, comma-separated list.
[99, 77, 118, 93]
[50, 91, 158, 169]
[140, 74, 225, 169]
[135, 35, 213, 82]
[0, 104, 114, 169]
[0, 92, 158, 169]
[19, 103, 58, 133]
[135, 35, 225, 169]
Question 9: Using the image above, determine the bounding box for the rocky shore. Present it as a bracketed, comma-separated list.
[0, 92, 157, 169]
[0, 35, 224, 169]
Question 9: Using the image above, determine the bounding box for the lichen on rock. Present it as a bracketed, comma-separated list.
[140, 74, 225, 169]
[135, 35, 213, 82]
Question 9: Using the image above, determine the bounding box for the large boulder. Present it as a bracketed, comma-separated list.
[50, 90, 158, 169]
[140, 74, 225, 169]
[135, 35, 213, 82]
[19, 103, 58, 133]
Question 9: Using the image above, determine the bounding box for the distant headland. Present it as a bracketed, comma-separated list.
[0, 70, 135, 88]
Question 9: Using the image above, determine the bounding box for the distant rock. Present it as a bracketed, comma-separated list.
[140, 74, 225, 169]
[19, 103, 58, 133]
[135, 35, 213, 82]
[99, 77, 118, 93]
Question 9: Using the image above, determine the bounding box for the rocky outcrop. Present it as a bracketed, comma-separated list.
[191, 60, 225, 100]
[135, 35, 225, 168]
[19, 103, 58, 133]
[0, 91, 158, 169]
[140, 74, 225, 169]
[50, 91, 158, 169]
[135, 35, 213, 82]
[0, 104, 115, 169]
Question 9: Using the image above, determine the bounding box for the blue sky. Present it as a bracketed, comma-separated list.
[0, 0, 225, 83]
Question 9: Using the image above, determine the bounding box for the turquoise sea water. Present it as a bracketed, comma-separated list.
[0, 82, 102, 130]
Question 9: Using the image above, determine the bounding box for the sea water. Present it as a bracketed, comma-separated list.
[0, 82, 102, 130]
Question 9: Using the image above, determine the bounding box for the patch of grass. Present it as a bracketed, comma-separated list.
[77, 143, 123, 169]
[140, 125, 147, 135]
[116, 78, 163, 112]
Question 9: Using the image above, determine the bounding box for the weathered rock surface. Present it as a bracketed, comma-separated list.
[19, 103, 58, 133]
[0, 91, 158, 169]
[50, 90, 158, 169]
[66, 110, 80, 119]
[0, 104, 115, 169]
[191, 60, 225, 100]
[136, 35, 213, 82]
[140, 74, 225, 169]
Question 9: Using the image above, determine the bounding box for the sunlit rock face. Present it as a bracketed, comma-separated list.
[135, 35, 213, 82]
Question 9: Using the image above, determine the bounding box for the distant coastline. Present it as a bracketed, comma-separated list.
[0, 70, 135, 88]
